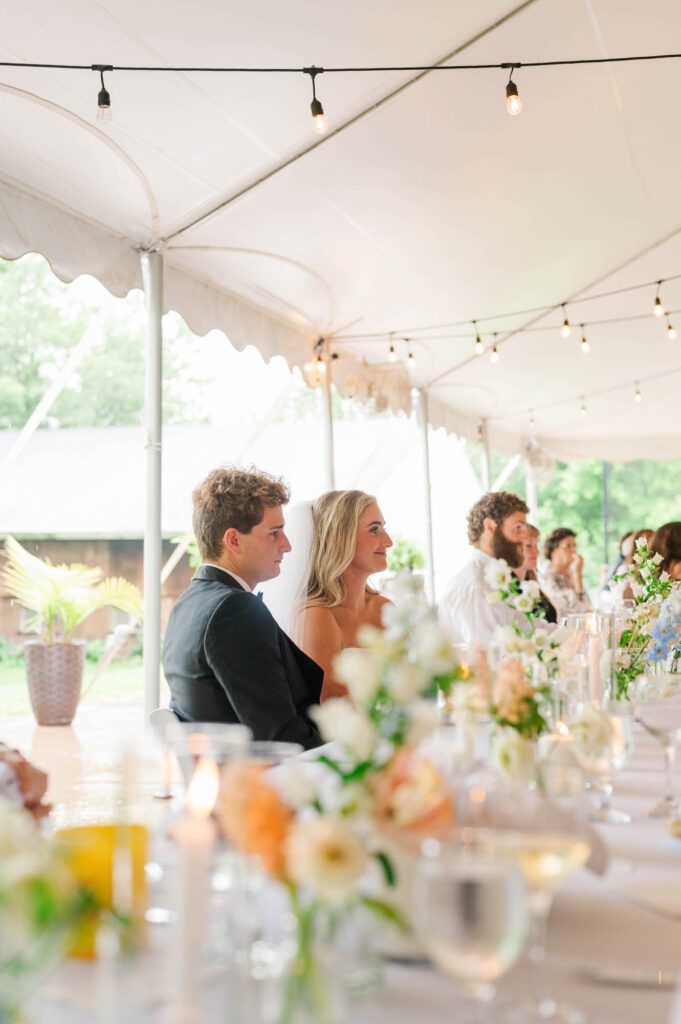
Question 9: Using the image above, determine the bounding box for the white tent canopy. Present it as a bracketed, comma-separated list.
[2, 0, 681, 460]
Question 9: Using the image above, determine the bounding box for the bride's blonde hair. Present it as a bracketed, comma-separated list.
[306, 490, 379, 608]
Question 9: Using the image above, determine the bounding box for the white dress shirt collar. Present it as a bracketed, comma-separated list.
[202, 563, 252, 593]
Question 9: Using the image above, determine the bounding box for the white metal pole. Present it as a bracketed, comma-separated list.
[416, 389, 436, 604]
[321, 341, 336, 490]
[141, 249, 163, 720]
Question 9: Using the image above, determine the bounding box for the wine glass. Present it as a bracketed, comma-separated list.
[567, 702, 634, 824]
[412, 842, 528, 1020]
[634, 673, 681, 817]
[473, 822, 590, 1024]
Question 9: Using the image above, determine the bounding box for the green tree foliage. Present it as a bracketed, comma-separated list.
[0, 255, 208, 428]
[538, 459, 681, 587]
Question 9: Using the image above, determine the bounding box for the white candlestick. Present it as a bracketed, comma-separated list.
[588, 633, 601, 702]
[170, 758, 219, 1023]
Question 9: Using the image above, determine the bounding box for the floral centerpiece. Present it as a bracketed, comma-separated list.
[218, 575, 460, 1023]
[483, 559, 570, 780]
[612, 539, 674, 699]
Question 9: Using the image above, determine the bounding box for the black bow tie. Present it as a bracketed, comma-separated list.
[255, 591, 264, 602]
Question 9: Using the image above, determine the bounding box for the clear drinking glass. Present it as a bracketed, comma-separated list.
[634, 673, 681, 817]
[568, 704, 634, 824]
[473, 823, 590, 1024]
[412, 844, 528, 1021]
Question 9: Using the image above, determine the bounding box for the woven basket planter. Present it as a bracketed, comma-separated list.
[25, 641, 85, 726]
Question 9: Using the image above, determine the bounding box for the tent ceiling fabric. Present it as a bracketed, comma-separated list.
[2, 0, 681, 460]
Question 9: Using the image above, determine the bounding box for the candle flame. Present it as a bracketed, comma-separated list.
[556, 720, 570, 737]
[186, 757, 219, 817]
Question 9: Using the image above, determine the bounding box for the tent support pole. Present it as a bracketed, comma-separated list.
[602, 460, 610, 567]
[141, 249, 163, 721]
[321, 340, 335, 490]
[480, 420, 492, 491]
[416, 389, 436, 604]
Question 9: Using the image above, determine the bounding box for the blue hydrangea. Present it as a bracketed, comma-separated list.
[646, 590, 681, 664]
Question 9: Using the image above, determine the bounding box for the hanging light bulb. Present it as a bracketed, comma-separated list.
[667, 317, 677, 340]
[580, 398, 587, 417]
[407, 346, 416, 368]
[490, 345, 499, 363]
[93, 64, 113, 123]
[473, 321, 483, 354]
[529, 411, 536, 429]
[305, 66, 328, 135]
[580, 325, 590, 353]
[654, 283, 664, 317]
[635, 384, 642, 402]
[505, 67, 522, 116]
[388, 343, 397, 362]
[561, 304, 571, 338]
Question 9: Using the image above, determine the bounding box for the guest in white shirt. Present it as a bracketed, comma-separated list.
[439, 491, 529, 646]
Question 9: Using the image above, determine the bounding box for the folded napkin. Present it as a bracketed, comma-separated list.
[613, 878, 681, 919]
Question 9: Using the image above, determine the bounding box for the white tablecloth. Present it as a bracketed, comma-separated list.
[22, 725, 681, 1023]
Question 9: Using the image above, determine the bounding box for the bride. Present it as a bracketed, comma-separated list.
[262, 490, 393, 701]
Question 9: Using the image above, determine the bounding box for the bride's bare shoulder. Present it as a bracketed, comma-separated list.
[302, 605, 342, 633]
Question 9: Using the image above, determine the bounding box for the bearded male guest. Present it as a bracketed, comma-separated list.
[438, 491, 529, 646]
[163, 466, 323, 749]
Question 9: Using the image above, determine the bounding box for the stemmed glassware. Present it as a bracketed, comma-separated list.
[412, 841, 528, 1021]
[477, 827, 591, 1024]
[634, 673, 681, 817]
[567, 702, 634, 824]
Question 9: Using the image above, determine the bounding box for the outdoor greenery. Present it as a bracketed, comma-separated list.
[387, 535, 425, 573]
[0, 255, 209, 429]
[479, 446, 681, 588]
[2, 536, 143, 643]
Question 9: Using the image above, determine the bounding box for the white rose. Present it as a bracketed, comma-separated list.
[333, 647, 382, 704]
[286, 817, 367, 904]
[569, 710, 614, 762]
[405, 701, 440, 747]
[387, 662, 428, 703]
[484, 559, 512, 589]
[310, 700, 377, 761]
[269, 762, 318, 810]
[521, 579, 540, 601]
[411, 621, 455, 675]
[490, 730, 536, 783]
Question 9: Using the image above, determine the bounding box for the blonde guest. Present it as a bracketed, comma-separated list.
[303, 491, 393, 701]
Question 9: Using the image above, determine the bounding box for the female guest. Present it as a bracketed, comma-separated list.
[651, 522, 681, 580]
[515, 524, 557, 623]
[538, 527, 591, 618]
[302, 491, 393, 700]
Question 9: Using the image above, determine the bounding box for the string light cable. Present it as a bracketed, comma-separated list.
[2, 49, 681, 131]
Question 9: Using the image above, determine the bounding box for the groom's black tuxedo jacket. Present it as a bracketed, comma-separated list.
[162, 565, 323, 750]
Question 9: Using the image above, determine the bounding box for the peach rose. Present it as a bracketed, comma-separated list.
[493, 658, 534, 725]
[372, 749, 455, 835]
[218, 761, 294, 879]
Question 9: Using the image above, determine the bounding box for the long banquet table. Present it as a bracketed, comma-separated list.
[19, 724, 681, 1024]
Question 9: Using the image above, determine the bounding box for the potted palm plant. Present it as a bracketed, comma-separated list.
[1, 536, 143, 726]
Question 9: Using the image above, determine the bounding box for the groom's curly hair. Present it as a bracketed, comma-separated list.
[192, 465, 290, 561]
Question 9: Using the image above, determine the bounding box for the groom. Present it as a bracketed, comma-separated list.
[163, 466, 323, 749]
